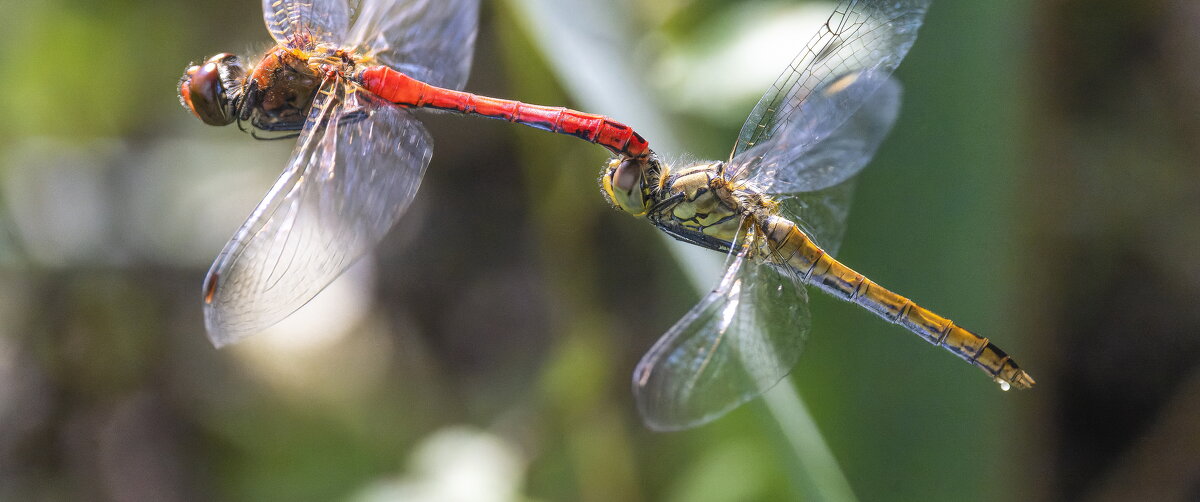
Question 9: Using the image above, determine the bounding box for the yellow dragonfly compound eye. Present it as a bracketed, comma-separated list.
[603, 157, 653, 216]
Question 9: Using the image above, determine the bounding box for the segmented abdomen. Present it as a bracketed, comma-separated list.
[758, 215, 1035, 389]
[356, 66, 650, 158]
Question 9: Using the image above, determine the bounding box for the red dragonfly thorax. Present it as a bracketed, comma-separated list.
[179, 42, 359, 135]
[239, 47, 330, 133]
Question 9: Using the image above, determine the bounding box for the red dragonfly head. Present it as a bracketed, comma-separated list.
[178, 53, 247, 126]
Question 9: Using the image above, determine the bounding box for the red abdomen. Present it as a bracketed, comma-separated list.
[357, 65, 650, 158]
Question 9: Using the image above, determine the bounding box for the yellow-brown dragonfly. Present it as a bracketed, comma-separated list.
[600, 0, 1034, 430]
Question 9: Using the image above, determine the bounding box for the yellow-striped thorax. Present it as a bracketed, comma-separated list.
[602, 156, 777, 252]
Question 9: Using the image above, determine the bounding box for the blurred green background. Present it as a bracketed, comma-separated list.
[1, 0, 1198, 500]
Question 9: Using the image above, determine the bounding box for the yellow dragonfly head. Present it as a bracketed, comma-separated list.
[601, 156, 662, 217]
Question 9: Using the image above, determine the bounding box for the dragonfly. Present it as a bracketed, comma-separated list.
[178, 0, 651, 346]
[598, 0, 1035, 430]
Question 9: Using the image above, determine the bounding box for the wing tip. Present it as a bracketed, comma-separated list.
[635, 399, 724, 432]
[204, 316, 238, 349]
[633, 370, 727, 433]
[205, 324, 256, 349]
[203, 303, 256, 349]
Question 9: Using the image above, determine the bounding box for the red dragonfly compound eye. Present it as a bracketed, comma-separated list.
[179, 53, 244, 126]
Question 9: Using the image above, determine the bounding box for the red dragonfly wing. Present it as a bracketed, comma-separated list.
[203, 77, 432, 346]
[343, 0, 480, 90]
[263, 0, 350, 46]
[633, 222, 812, 431]
[731, 71, 902, 255]
[730, 0, 930, 160]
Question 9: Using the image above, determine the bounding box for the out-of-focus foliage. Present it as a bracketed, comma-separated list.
[0, 0, 1197, 501]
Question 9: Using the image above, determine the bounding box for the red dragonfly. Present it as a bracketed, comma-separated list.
[180, 0, 650, 346]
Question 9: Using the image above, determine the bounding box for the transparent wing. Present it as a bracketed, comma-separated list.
[263, 0, 351, 46]
[731, 0, 929, 159]
[343, 0, 479, 90]
[728, 72, 902, 254]
[745, 71, 901, 194]
[633, 224, 812, 431]
[203, 78, 433, 347]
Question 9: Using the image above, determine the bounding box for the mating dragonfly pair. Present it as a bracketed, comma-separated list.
[179, 0, 1033, 430]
